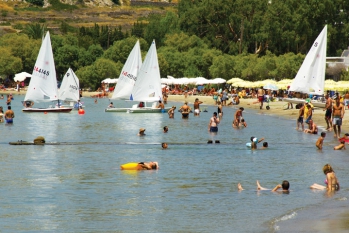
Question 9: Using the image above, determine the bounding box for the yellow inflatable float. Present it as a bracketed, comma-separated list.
[120, 162, 139, 170]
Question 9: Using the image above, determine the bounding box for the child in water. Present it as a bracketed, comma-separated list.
[316, 132, 326, 149]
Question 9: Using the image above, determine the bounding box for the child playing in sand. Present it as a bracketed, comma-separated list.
[316, 132, 326, 149]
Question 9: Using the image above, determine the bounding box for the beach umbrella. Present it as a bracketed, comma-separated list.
[161, 78, 169, 84]
[263, 83, 279, 90]
[101, 78, 118, 84]
[277, 79, 293, 89]
[211, 78, 226, 84]
[336, 81, 349, 92]
[14, 72, 32, 82]
[194, 77, 209, 85]
[227, 78, 244, 84]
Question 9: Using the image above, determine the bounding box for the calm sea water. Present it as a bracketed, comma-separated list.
[0, 95, 348, 232]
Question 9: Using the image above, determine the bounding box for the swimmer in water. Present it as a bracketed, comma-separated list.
[238, 180, 290, 193]
[137, 162, 159, 170]
[316, 132, 326, 150]
[162, 143, 168, 149]
[310, 164, 339, 191]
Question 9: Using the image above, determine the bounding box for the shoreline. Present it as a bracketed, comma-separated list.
[2, 89, 349, 134]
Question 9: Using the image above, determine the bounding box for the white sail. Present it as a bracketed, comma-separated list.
[131, 40, 162, 102]
[58, 68, 80, 101]
[289, 25, 327, 95]
[111, 40, 142, 100]
[24, 31, 58, 102]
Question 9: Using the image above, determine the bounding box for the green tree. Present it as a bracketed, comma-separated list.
[0, 47, 22, 76]
[103, 37, 147, 64]
[0, 33, 40, 72]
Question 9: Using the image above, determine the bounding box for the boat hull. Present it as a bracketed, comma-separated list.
[283, 98, 325, 108]
[105, 107, 171, 113]
[22, 107, 73, 113]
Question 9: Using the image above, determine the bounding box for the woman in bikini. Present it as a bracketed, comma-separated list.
[310, 164, 340, 191]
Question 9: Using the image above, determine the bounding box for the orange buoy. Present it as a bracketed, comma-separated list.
[78, 109, 85, 115]
[44, 112, 47, 114]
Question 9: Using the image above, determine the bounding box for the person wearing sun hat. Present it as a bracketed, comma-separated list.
[138, 128, 146, 136]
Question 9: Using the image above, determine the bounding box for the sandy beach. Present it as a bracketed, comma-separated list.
[164, 93, 349, 134]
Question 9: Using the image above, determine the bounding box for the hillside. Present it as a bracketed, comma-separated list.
[0, 1, 177, 34]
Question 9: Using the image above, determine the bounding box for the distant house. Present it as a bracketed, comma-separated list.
[326, 49, 349, 70]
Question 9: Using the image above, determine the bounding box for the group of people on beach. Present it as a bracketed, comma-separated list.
[295, 91, 347, 150]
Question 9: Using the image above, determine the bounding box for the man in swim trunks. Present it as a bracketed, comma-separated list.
[296, 103, 305, 131]
[257, 86, 265, 109]
[137, 161, 159, 170]
[193, 98, 203, 116]
[323, 94, 332, 131]
[332, 96, 345, 138]
[4, 106, 14, 124]
[179, 101, 191, 119]
[304, 119, 318, 134]
[208, 112, 220, 132]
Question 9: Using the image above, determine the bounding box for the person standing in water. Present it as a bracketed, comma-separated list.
[332, 95, 345, 139]
[193, 98, 203, 116]
[208, 112, 220, 132]
[168, 106, 176, 118]
[217, 101, 223, 119]
[323, 94, 333, 131]
[4, 106, 14, 124]
[179, 102, 191, 119]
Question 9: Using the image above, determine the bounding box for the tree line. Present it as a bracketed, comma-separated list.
[1, 0, 349, 89]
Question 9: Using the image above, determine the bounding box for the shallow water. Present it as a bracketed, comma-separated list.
[0, 96, 348, 232]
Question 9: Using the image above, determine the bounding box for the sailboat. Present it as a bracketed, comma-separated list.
[284, 25, 327, 108]
[105, 40, 170, 113]
[58, 68, 81, 109]
[105, 40, 142, 112]
[23, 31, 72, 113]
[127, 40, 171, 113]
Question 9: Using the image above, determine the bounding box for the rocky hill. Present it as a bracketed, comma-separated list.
[0, 1, 177, 34]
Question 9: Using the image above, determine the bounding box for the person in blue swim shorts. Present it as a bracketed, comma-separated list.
[208, 112, 220, 132]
